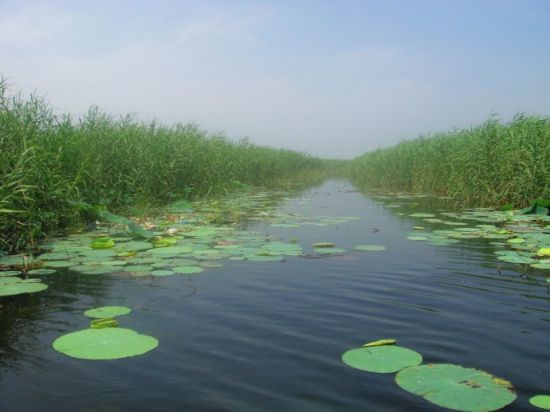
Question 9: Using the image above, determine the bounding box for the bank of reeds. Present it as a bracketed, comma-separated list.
[0, 80, 322, 252]
[349, 116, 550, 207]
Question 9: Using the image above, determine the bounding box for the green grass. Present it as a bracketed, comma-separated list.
[0, 79, 323, 252]
[349, 116, 550, 207]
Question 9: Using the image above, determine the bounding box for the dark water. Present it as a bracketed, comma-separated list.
[1, 180, 549, 412]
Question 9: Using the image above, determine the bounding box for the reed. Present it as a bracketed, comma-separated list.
[0, 80, 322, 252]
[349, 116, 550, 206]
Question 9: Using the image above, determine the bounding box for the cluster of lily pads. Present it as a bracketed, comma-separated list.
[341, 339, 550, 411]
[52, 305, 158, 360]
[404, 208, 550, 272]
[0, 190, 378, 297]
[370, 193, 550, 275]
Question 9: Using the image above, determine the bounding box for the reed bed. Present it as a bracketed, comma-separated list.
[349, 116, 550, 207]
[0, 81, 322, 252]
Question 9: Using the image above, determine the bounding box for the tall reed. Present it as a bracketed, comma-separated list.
[349, 116, 550, 206]
[0, 80, 322, 252]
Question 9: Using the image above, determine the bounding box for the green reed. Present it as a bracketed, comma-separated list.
[0, 80, 322, 252]
[349, 116, 550, 206]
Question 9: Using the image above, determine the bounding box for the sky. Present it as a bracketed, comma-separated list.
[0, 0, 549, 158]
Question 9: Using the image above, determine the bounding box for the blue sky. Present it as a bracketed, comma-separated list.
[1, 0, 549, 158]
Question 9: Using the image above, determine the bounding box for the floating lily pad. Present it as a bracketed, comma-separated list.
[395, 364, 516, 412]
[0, 254, 35, 267]
[27, 269, 57, 275]
[151, 270, 175, 276]
[314, 247, 346, 254]
[0, 270, 21, 276]
[90, 318, 119, 329]
[149, 246, 193, 256]
[354, 245, 386, 251]
[497, 254, 536, 264]
[530, 395, 550, 410]
[342, 345, 422, 373]
[52, 327, 158, 360]
[0, 278, 48, 296]
[244, 254, 284, 262]
[313, 242, 335, 248]
[43, 260, 77, 268]
[152, 237, 178, 247]
[172, 265, 204, 274]
[84, 306, 132, 319]
[407, 236, 428, 241]
[410, 213, 436, 218]
[91, 237, 115, 249]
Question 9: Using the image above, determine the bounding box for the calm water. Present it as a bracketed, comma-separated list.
[0, 180, 549, 412]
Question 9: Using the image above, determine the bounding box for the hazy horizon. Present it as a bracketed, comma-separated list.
[1, 0, 549, 159]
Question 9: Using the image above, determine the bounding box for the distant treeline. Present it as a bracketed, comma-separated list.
[0, 80, 322, 252]
[349, 116, 550, 206]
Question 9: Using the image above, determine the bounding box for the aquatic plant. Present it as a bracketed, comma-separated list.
[350, 115, 550, 207]
[0, 78, 323, 252]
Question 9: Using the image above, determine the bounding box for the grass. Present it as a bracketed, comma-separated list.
[349, 115, 550, 207]
[0, 79, 323, 252]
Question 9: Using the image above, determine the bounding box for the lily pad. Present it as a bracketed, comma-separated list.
[172, 265, 204, 274]
[313, 242, 335, 248]
[407, 236, 428, 241]
[395, 364, 516, 412]
[91, 237, 115, 249]
[0, 278, 48, 296]
[314, 247, 346, 254]
[530, 395, 550, 410]
[27, 269, 57, 275]
[84, 306, 132, 319]
[52, 327, 158, 360]
[342, 345, 422, 373]
[43, 260, 77, 268]
[0, 270, 21, 276]
[354, 245, 386, 251]
[151, 270, 175, 277]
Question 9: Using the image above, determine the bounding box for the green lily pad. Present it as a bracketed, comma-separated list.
[84, 306, 132, 319]
[507, 238, 526, 244]
[90, 318, 119, 329]
[152, 237, 178, 247]
[342, 345, 422, 373]
[151, 270, 175, 276]
[149, 246, 193, 256]
[407, 236, 428, 241]
[395, 364, 516, 412]
[497, 254, 536, 264]
[409, 213, 436, 218]
[530, 395, 550, 410]
[43, 260, 77, 268]
[0, 278, 48, 296]
[52, 327, 158, 360]
[354, 245, 386, 251]
[244, 254, 284, 262]
[314, 247, 347, 254]
[313, 242, 336, 248]
[0, 270, 21, 276]
[172, 265, 204, 274]
[91, 237, 115, 249]
[0, 254, 35, 267]
[27, 269, 57, 275]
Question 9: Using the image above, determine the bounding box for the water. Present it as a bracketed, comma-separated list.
[1, 180, 549, 411]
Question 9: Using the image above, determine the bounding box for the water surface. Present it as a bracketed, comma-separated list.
[1, 180, 548, 411]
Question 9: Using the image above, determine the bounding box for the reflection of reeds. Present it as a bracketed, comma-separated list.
[0, 80, 322, 252]
[350, 115, 550, 207]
